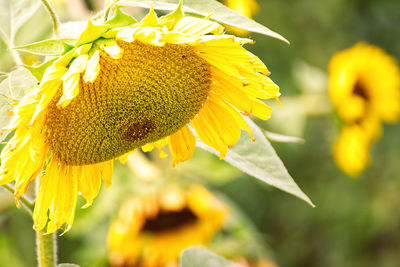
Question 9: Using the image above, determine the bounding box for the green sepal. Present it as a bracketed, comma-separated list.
[158, 0, 183, 30]
[139, 6, 159, 27]
[13, 39, 74, 56]
[75, 43, 93, 56]
[106, 6, 137, 27]
[24, 58, 57, 81]
[54, 47, 77, 67]
[75, 20, 111, 47]
[0, 72, 6, 77]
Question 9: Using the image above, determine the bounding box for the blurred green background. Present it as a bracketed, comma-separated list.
[1, 0, 400, 266]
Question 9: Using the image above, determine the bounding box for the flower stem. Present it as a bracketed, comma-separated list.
[0, 27, 23, 65]
[36, 231, 57, 267]
[40, 0, 60, 37]
[1, 184, 34, 214]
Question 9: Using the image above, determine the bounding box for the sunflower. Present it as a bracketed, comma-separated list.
[329, 42, 400, 176]
[107, 184, 228, 267]
[329, 42, 400, 127]
[0, 3, 279, 232]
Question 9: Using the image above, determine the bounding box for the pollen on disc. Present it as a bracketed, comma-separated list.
[44, 40, 211, 165]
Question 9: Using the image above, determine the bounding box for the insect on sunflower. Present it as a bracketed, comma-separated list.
[0, 2, 280, 233]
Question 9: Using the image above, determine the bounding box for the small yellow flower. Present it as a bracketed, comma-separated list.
[332, 124, 371, 177]
[0, 4, 279, 232]
[329, 42, 400, 176]
[107, 184, 228, 267]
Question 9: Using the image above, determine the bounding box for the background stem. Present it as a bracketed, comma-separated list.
[40, 0, 60, 37]
[0, 27, 23, 65]
[36, 231, 57, 267]
[1, 184, 34, 214]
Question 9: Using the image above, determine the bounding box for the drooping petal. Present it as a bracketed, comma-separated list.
[173, 17, 224, 36]
[191, 114, 228, 159]
[78, 165, 101, 208]
[46, 164, 79, 233]
[58, 54, 89, 108]
[83, 50, 101, 82]
[168, 125, 196, 167]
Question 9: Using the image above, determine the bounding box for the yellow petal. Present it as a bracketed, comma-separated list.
[201, 100, 241, 148]
[173, 17, 223, 36]
[58, 54, 89, 107]
[78, 165, 101, 208]
[99, 160, 114, 188]
[33, 159, 59, 231]
[249, 98, 272, 120]
[168, 125, 196, 166]
[83, 50, 100, 83]
[191, 112, 227, 159]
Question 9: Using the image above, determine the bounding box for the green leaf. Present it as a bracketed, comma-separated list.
[197, 118, 314, 207]
[14, 39, 73, 56]
[117, 0, 288, 42]
[106, 6, 137, 27]
[0, 72, 6, 77]
[179, 247, 244, 267]
[0, 0, 41, 40]
[0, 68, 37, 142]
[57, 264, 80, 267]
[264, 130, 305, 144]
[24, 58, 57, 81]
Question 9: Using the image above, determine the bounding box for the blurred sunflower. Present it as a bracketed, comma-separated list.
[107, 184, 228, 267]
[225, 0, 259, 35]
[332, 124, 371, 177]
[0, 3, 280, 233]
[329, 42, 400, 127]
[329, 42, 400, 176]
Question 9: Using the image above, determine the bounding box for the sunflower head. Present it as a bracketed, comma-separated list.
[44, 40, 211, 165]
[107, 184, 228, 267]
[0, 3, 279, 233]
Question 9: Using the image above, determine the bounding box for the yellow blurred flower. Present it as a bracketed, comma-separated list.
[332, 124, 371, 177]
[0, 4, 280, 233]
[329, 42, 400, 125]
[107, 184, 228, 267]
[225, 0, 259, 36]
[329, 42, 400, 176]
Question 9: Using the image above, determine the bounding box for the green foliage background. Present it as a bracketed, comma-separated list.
[0, 0, 400, 266]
